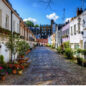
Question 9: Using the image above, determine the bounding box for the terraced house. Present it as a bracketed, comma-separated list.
[62, 22, 70, 43]
[70, 8, 86, 50]
[0, 0, 36, 62]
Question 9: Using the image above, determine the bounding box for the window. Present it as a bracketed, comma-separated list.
[0, 9, 2, 27]
[74, 44, 79, 49]
[74, 24, 76, 35]
[5, 15, 9, 29]
[71, 26, 73, 35]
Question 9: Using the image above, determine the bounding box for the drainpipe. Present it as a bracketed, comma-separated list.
[11, 10, 13, 62]
[24, 26, 25, 40]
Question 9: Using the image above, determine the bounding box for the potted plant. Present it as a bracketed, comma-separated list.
[77, 57, 84, 65]
[16, 40, 30, 58]
[17, 69, 23, 75]
[0, 67, 6, 81]
[12, 66, 17, 74]
[12, 69, 17, 74]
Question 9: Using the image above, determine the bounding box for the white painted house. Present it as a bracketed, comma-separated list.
[0, 0, 20, 62]
[70, 9, 86, 51]
[0, 0, 12, 62]
[12, 13, 20, 33]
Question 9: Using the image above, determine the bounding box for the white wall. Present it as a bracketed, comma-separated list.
[0, 43, 10, 62]
[70, 10, 86, 49]
[12, 14, 20, 33]
[0, 0, 11, 30]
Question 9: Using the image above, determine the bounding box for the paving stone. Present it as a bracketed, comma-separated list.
[0, 47, 86, 85]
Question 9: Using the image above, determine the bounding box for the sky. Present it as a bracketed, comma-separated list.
[9, 0, 86, 25]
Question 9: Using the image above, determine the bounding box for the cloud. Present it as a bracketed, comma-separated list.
[65, 18, 71, 22]
[23, 17, 37, 23]
[46, 13, 59, 21]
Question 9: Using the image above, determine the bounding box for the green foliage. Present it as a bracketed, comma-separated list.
[34, 24, 39, 27]
[63, 42, 70, 49]
[25, 21, 34, 27]
[82, 50, 86, 55]
[51, 45, 55, 49]
[64, 48, 73, 59]
[77, 49, 83, 53]
[57, 46, 64, 54]
[77, 49, 86, 55]
[17, 40, 30, 56]
[0, 55, 4, 64]
[6, 34, 19, 55]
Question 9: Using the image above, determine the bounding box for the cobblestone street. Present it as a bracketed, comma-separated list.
[0, 47, 86, 85]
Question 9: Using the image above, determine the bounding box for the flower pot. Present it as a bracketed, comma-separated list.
[12, 69, 17, 74]
[21, 55, 24, 58]
[1, 75, 6, 81]
[18, 70, 23, 75]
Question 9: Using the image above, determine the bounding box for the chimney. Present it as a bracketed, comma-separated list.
[77, 8, 83, 16]
[51, 19, 54, 25]
[80, 8, 83, 14]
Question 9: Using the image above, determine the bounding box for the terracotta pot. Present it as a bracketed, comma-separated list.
[1, 76, 6, 81]
[18, 70, 23, 75]
[12, 69, 17, 74]
[21, 55, 24, 58]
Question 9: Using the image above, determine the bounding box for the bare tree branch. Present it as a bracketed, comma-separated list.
[39, 0, 53, 9]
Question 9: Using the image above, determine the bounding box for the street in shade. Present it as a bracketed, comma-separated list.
[0, 0, 86, 85]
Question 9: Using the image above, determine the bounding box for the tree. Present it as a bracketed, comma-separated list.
[16, 40, 30, 56]
[25, 21, 34, 27]
[34, 24, 39, 27]
[6, 34, 20, 62]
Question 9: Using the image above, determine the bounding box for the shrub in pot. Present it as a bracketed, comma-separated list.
[12, 66, 17, 74]
[77, 57, 84, 65]
[12, 69, 17, 74]
[16, 40, 30, 58]
[57, 46, 63, 54]
[83, 60, 86, 67]
[64, 48, 73, 59]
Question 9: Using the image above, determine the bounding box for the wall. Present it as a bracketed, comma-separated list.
[69, 11, 86, 49]
[0, 0, 11, 30]
[12, 13, 20, 33]
[62, 23, 70, 43]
